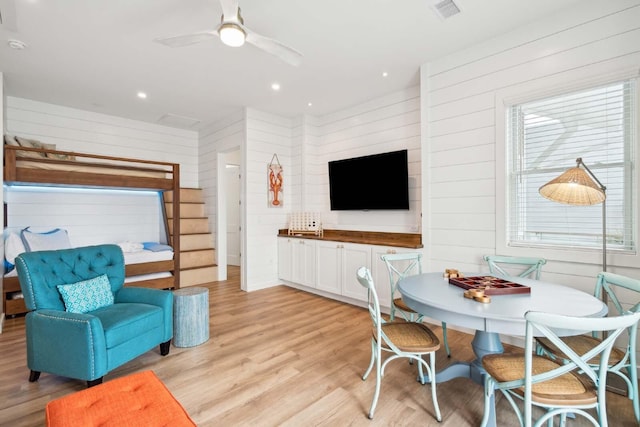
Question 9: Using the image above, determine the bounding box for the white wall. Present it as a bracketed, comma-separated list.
[4, 97, 199, 245]
[317, 86, 422, 233]
[198, 109, 245, 282]
[243, 108, 293, 290]
[421, 0, 640, 350]
[422, 0, 640, 282]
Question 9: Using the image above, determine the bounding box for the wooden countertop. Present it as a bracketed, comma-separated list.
[278, 229, 422, 249]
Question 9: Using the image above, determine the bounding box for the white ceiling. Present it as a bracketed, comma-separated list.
[0, 0, 582, 131]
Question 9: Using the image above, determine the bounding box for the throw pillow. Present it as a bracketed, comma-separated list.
[4, 134, 20, 147]
[15, 136, 55, 159]
[142, 242, 173, 252]
[20, 227, 72, 252]
[57, 274, 114, 314]
[4, 232, 27, 270]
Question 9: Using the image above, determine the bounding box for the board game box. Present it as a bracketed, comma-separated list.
[448, 276, 531, 296]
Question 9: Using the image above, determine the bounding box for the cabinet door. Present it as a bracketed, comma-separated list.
[316, 241, 341, 293]
[277, 238, 293, 281]
[341, 243, 371, 302]
[292, 239, 316, 287]
[370, 247, 420, 309]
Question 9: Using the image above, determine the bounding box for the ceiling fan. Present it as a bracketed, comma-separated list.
[154, 0, 302, 66]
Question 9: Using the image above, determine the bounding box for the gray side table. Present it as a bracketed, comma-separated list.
[173, 287, 210, 347]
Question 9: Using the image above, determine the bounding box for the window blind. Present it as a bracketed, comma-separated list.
[507, 79, 636, 252]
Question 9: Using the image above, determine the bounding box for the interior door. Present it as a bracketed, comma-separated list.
[225, 164, 241, 266]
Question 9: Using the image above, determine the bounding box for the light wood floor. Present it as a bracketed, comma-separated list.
[0, 266, 638, 426]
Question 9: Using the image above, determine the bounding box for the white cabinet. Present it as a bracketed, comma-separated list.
[278, 237, 316, 287]
[370, 246, 421, 309]
[316, 241, 371, 301]
[316, 241, 341, 294]
[278, 237, 293, 281]
[291, 239, 316, 287]
[281, 234, 420, 308]
[340, 243, 372, 301]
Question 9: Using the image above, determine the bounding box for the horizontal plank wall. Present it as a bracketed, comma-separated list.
[244, 108, 293, 291]
[316, 86, 422, 233]
[4, 97, 199, 245]
[199, 109, 245, 281]
[421, 0, 640, 353]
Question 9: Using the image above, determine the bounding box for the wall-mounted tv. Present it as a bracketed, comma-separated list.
[328, 149, 409, 210]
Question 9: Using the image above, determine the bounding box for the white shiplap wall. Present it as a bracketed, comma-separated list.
[423, 0, 640, 284]
[316, 86, 422, 233]
[243, 108, 293, 290]
[198, 109, 245, 281]
[422, 0, 640, 351]
[4, 97, 199, 245]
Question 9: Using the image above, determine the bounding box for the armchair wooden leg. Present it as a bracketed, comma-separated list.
[28, 370, 41, 382]
[87, 377, 103, 388]
[160, 340, 171, 356]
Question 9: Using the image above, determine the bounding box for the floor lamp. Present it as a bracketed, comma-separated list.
[538, 157, 607, 303]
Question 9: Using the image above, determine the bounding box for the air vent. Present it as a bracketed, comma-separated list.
[157, 113, 201, 129]
[431, 0, 461, 20]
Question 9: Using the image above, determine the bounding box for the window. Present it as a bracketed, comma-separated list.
[507, 79, 637, 253]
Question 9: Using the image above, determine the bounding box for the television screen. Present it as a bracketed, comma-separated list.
[328, 149, 409, 210]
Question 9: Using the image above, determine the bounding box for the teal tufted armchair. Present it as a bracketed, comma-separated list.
[15, 244, 173, 387]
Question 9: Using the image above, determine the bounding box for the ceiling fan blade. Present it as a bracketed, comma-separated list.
[153, 31, 218, 48]
[244, 28, 303, 67]
[219, 0, 240, 20]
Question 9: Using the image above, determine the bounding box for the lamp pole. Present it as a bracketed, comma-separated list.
[575, 158, 607, 273]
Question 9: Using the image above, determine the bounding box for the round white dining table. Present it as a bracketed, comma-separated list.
[398, 272, 607, 426]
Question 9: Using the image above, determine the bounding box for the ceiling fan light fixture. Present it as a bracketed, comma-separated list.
[219, 23, 246, 47]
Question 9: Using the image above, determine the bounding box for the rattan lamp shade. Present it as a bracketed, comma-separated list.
[539, 167, 606, 206]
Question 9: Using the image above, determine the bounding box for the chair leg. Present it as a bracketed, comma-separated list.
[160, 340, 171, 356]
[428, 352, 442, 422]
[441, 322, 451, 357]
[28, 370, 40, 382]
[362, 339, 376, 381]
[368, 346, 382, 419]
[87, 377, 103, 388]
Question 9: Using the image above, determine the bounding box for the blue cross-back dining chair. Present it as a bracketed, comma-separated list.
[380, 252, 451, 357]
[483, 255, 547, 280]
[356, 266, 442, 422]
[482, 309, 640, 427]
[536, 272, 640, 424]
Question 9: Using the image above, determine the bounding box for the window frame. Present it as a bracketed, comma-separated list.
[495, 68, 640, 269]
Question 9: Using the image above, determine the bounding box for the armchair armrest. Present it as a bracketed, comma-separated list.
[25, 310, 107, 381]
[115, 287, 173, 341]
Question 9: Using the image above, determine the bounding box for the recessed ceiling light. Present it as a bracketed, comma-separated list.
[307, 102, 313, 107]
[271, 82, 281, 91]
[382, 72, 389, 77]
[137, 91, 147, 99]
[7, 39, 27, 50]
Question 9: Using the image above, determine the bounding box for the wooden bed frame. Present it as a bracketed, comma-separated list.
[3, 144, 181, 316]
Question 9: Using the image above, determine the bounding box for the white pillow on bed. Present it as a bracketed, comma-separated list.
[20, 227, 72, 252]
[5, 233, 26, 264]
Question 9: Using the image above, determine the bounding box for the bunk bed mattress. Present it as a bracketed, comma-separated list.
[16, 160, 170, 178]
[5, 249, 173, 278]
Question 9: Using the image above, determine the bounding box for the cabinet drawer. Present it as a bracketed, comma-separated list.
[5, 298, 27, 315]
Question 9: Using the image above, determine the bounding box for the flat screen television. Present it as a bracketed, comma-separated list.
[328, 149, 409, 210]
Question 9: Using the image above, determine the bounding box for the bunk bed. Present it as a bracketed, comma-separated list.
[2, 142, 181, 316]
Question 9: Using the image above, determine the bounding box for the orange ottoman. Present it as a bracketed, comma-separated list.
[46, 370, 196, 427]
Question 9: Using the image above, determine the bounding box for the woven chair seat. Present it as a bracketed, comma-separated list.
[536, 335, 626, 365]
[393, 297, 417, 314]
[377, 322, 440, 353]
[483, 353, 597, 406]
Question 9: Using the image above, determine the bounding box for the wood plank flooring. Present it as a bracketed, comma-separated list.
[0, 266, 638, 426]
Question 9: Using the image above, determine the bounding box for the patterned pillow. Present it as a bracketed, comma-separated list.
[57, 274, 114, 314]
